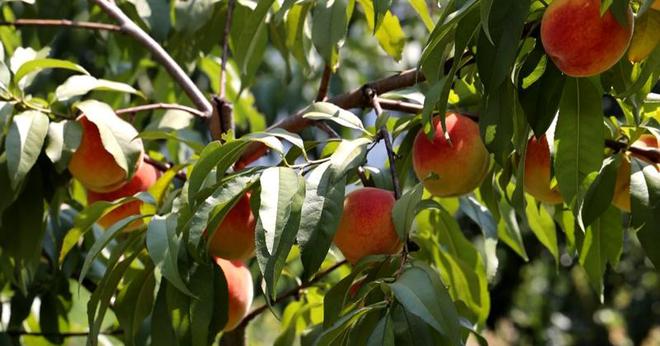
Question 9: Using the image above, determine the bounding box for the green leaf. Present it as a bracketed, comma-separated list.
[579, 206, 623, 300]
[630, 157, 660, 271]
[459, 196, 499, 279]
[0, 102, 14, 144]
[185, 139, 251, 206]
[578, 155, 620, 229]
[13, 58, 88, 84]
[75, 100, 144, 179]
[554, 78, 605, 204]
[146, 214, 194, 296]
[298, 161, 346, 279]
[518, 48, 566, 137]
[0, 167, 45, 264]
[79, 213, 147, 284]
[302, 102, 370, 135]
[479, 80, 516, 165]
[189, 263, 215, 346]
[497, 198, 528, 261]
[88, 235, 143, 345]
[114, 262, 157, 345]
[189, 173, 259, 255]
[312, 0, 352, 67]
[357, 0, 405, 60]
[372, 0, 391, 31]
[127, 0, 171, 41]
[58, 200, 127, 264]
[255, 167, 306, 299]
[417, 204, 490, 325]
[5, 110, 49, 189]
[392, 183, 423, 241]
[55, 75, 143, 102]
[524, 196, 559, 263]
[367, 313, 395, 346]
[407, 0, 434, 31]
[328, 138, 372, 179]
[314, 302, 388, 346]
[389, 264, 461, 344]
[476, 0, 529, 92]
[421, 7, 480, 139]
[480, 0, 495, 43]
[230, 0, 273, 87]
[44, 120, 82, 172]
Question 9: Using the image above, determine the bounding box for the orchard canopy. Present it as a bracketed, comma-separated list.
[0, 0, 659, 345]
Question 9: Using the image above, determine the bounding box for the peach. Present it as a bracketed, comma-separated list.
[207, 194, 256, 261]
[69, 115, 143, 193]
[214, 258, 253, 331]
[87, 162, 159, 231]
[333, 188, 402, 264]
[540, 0, 633, 77]
[412, 113, 490, 197]
[612, 134, 660, 212]
[524, 135, 563, 204]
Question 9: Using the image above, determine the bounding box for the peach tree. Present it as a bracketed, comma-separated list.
[0, 0, 658, 345]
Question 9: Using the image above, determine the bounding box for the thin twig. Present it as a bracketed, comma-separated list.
[115, 103, 206, 118]
[315, 65, 333, 102]
[143, 156, 187, 182]
[239, 259, 348, 326]
[91, 0, 212, 117]
[378, 98, 423, 114]
[357, 166, 372, 187]
[315, 121, 340, 138]
[0, 19, 121, 31]
[219, 0, 236, 99]
[366, 88, 407, 276]
[365, 89, 400, 199]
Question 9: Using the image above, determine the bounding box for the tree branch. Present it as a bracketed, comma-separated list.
[115, 103, 206, 118]
[315, 65, 333, 102]
[91, 0, 212, 117]
[235, 69, 426, 168]
[0, 18, 121, 31]
[238, 259, 348, 327]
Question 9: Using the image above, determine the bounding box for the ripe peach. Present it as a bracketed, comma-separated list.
[612, 134, 660, 212]
[541, 0, 633, 77]
[87, 162, 159, 231]
[214, 257, 253, 331]
[524, 135, 563, 204]
[207, 194, 256, 261]
[333, 188, 402, 264]
[412, 113, 490, 197]
[69, 115, 143, 193]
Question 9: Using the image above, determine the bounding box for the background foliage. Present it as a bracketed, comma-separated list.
[0, 0, 658, 345]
